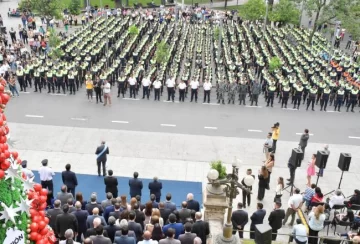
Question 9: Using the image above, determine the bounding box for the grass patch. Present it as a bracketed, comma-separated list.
[213, 5, 245, 10]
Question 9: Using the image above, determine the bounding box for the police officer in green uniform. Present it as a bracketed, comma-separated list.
[24, 65, 31, 89]
[56, 68, 65, 94]
[281, 84, 291, 108]
[16, 67, 26, 92]
[46, 70, 55, 94]
[33, 69, 42, 93]
[238, 81, 247, 105]
[117, 74, 126, 98]
[68, 70, 76, 95]
[306, 86, 317, 111]
[266, 83, 276, 107]
[316, 80, 326, 105]
[344, 83, 353, 106]
[334, 87, 345, 112]
[347, 86, 359, 112]
[293, 83, 304, 110]
[320, 86, 331, 111]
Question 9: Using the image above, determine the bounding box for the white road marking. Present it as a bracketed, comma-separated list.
[163, 100, 180, 103]
[282, 108, 298, 111]
[204, 127, 218, 130]
[71, 118, 88, 121]
[25, 115, 44, 118]
[248, 129, 262, 133]
[123, 98, 140, 100]
[202, 103, 220, 106]
[296, 133, 314, 136]
[160, 124, 176, 127]
[50, 93, 67, 96]
[245, 105, 262, 108]
[326, 111, 340, 113]
[19, 91, 30, 94]
[111, 121, 129, 124]
[349, 136, 360, 140]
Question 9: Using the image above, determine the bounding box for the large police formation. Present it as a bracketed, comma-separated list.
[14, 10, 360, 112]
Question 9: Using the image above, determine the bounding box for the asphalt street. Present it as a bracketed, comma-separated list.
[6, 88, 360, 145]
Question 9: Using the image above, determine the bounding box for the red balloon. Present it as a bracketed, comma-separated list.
[43, 217, 49, 224]
[38, 210, 45, 217]
[40, 227, 48, 235]
[29, 209, 38, 216]
[40, 188, 48, 196]
[1, 113, 6, 122]
[0, 84, 4, 93]
[0, 136, 6, 143]
[3, 150, 10, 158]
[39, 196, 47, 203]
[29, 232, 38, 241]
[11, 151, 18, 159]
[1, 94, 10, 105]
[3, 144, 8, 150]
[32, 216, 40, 223]
[0, 153, 5, 162]
[0, 169, 4, 178]
[30, 222, 39, 232]
[34, 184, 42, 192]
[28, 191, 35, 200]
[36, 239, 46, 244]
[40, 202, 47, 210]
[4, 125, 8, 134]
[38, 220, 46, 230]
[1, 160, 10, 170]
[0, 118, 3, 126]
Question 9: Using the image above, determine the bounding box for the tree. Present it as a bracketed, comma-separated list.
[269, 56, 282, 72]
[155, 41, 169, 64]
[269, 0, 300, 25]
[48, 28, 63, 60]
[19, 0, 63, 19]
[238, 0, 266, 21]
[128, 25, 139, 36]
[68, 0, 81, 15]
[303, 0, 360, 45]
[341, 5, 360, 41]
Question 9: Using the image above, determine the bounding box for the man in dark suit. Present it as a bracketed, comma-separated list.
[89, 225, 112, 244]
[86, 193, 104, 215]
[186, 193, 200, 212]
[250, 203, 266, 239]
[104, 216, 121, 243]
[109, 203, 122, 220]
[150, 194, 159, 208]
[268, 202, 286, 240]
[104, 169, 118, 198]
[62, 163, 78, 196]
[103, 198, 117, 223]
[164, 193, 177, 212]
[56, 185, 73, 207]
[163, 214, 184, 239]
[179, 223, 196, 244]
[87, 207, 107, 228]
[46, 200, 63, 237]
[67, 198, 76, 213]
[133, 203, 145, 231]
[148, 176, 162, 202]
[191, 212, 209, 244]
[299, 129, 309, 161]
[128, 211, 143, 242]
[72, 201, 89, 243]
[159, 202, 172, 224]
[231, 202, 248, 238]
[129, 172, 143, 200]
[56, 204, 78, 240]
[114, 226, 136, 244]
[85, 218, 109, 238]
[178, 202, 191, 224]
[95, 141, 110, 177]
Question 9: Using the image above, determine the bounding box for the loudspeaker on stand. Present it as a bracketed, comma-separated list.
[338, 153, 351, 171]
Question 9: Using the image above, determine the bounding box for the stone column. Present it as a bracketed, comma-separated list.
[203, 180, 228, 223]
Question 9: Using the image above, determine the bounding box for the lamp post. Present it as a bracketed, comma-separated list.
[263, 0, 269, 36]
[212, 157, 251, 243]
[299, 0, 304, 27]
[329, 21, 340, 64]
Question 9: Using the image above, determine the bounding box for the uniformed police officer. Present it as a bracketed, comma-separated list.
[293, 83, 304, 110]
[33, 69, 42, 93]
[16, 67, 26, 92]
[334, 87, 345, 112]
[306, 86, 317, 111]
[227, 81, 237, 104]
[117, 74, 126, 98]
[46, 70, 55, 94]
[251, 80, 261, 106]
[238, 80, 247, 105]
[320, 86, 331, 111]
[217, 80, 227, 104]
[68, 70, 76, 95]
[281, 84, 291, 108]
[266, 83, 276, 107]
[347, 86, 359, 112]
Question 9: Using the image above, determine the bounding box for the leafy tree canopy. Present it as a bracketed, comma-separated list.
[155, 41, 169, 64]
[68, 0, 81, 15]
[269, 0, 300, 25]
[238, 0, 266, 21]
[19, 0, 64, 19]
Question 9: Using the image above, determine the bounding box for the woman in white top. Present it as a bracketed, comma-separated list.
[308, 205, 326, 244]
[274, 177, 284, 203]
[103, 80, 111, 106]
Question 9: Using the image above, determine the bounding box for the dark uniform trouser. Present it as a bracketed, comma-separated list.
[154, 88, 160, 100]
[239, 93, 246, 105]
[118, 85, 125, 97]
[97, 159, 106, 176]
[34, 77, 41, 91]
[251, 94, 258, 105]
[143, 86, 149, 99]
[267, 94, 274, 106]
[334, 98, 343, 110]
[179, 89, 185, 101]
[191, 89, 198, 102]
[204, 90, 210, 103]
[130, 85, 136, 98]
[307, 97, 315, 109]
[18, 77, 26, 91]
[347, 99, 357, 111]
[320, 97, 328, 110]
[47, 78, 55, 93]
[41, 180, 54, 198]
[95, 88, 102, 102]
[282, 96, 289, 107]
[25, 74, 32, 87]
[75, 78, 79, 91]
[294, 95, 301, 107]
[56, 78, 65, 93]
[69, 80, 76, 94]
[167, 87, 175, 101]
[242, 189, 251, 207]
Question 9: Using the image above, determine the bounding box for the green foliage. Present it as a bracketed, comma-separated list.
[155, 41, 169, 64]
[269, 56, 282, 72]
[210, 160, 227, 180]
[68, 0, 81, 15]
[0, 178, 29, 243]
[128, 25, 139, 36]
[214, 27, 220, 40]
[48, 28, 63, 59]
[269, 0, 300, 25]
[19, 0, 63, 19]
[238, 0, 266, 21]
[340, 5, 360, 41]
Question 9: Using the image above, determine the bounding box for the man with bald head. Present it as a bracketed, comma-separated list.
[186, 193, 200, 212]
[138, 231, 158, 244]
[191, 212, 209, 244]
[57, 185, 73, 206]
[85, 217, 109, 238]
[72, 201, 89, 242]
[178, 202, 191, 224]
[86, 207, 107, 229]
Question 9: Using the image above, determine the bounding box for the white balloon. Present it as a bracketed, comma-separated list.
[243, 175, 255, 186]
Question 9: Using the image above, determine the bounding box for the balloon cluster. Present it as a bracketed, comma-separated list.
[27, 185, 56, 244]
[0, 80, 13, 178]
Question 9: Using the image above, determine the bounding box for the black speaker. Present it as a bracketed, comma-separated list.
[255, 224, 272, 244]
[316, 150, 329, 169]
[290, 148, 303, 167]
[338, 153, 351, 171]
